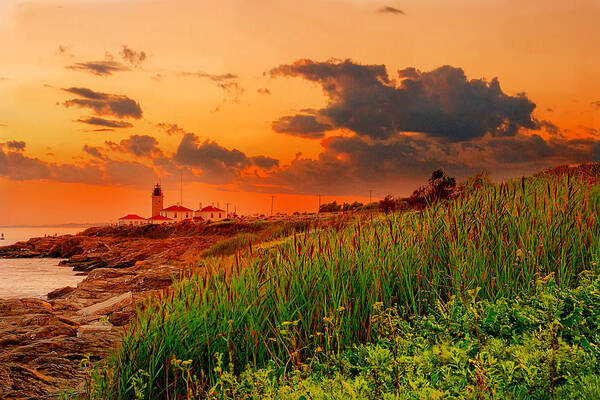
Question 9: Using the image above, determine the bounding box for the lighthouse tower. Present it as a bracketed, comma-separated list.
[151, 183, 164, 217]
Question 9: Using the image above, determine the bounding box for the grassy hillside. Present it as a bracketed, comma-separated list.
[71, 166, 600, 399]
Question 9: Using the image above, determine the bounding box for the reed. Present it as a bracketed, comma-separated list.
[86, 173, 600, 399]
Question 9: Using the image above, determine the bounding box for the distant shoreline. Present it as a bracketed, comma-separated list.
[0, 223, 108, 229]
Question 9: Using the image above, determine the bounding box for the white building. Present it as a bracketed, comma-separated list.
[160, 205, 194, 222]
[195, 205, 226, 222]
[118, 214, 146, 226]
[146, 214, 172, 225]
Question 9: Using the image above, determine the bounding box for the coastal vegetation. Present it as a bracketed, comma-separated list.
[70, 163, 600, 399]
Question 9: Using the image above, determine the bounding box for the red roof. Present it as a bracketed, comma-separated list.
[161, 205, 194, 212]
[146, 215, 172, 221]
[199, 206, 225, 213]
[119, 214, 146, 220]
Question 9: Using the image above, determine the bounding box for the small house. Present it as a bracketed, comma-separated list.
[118, 214, 146, 226]
[160, 205, 194, 222]
[195, 205, 226, 222]
[146, 215, 173, 225]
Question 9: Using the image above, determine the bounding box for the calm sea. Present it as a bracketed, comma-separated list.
[0, 226, 86, 246]
[0, 226, 87, 299]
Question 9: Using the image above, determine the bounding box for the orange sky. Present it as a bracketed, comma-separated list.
[0, 0, 599, 225]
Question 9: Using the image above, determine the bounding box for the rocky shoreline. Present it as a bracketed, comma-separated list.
[0, 222, 261, 399]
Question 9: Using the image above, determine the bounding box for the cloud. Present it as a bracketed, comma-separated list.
[66, 60, 130, 76]
[119, 135, 162, 157]
[103, 159, 156, 186]
[536, 119, 560, 135]
[0, 149, 104, 184]
[250, 155, 279, 170]
[0, 143, 156, 187]
[120, 45, 147, 66]
[250, 133, 598, 195]
[257, 88, 271, 95]
[3, 141, 26, 151]
[82, 144, 104, 159]
[157, 122, 186, 136]
[592, 101, 600, 109]
[378, 6, 405, 15]
[63, 87, 143, 119]
[182, 72, 238, 81]
[271, 59, 537, 142]
[272, 114, 333, 139]
[76, 117, 134, 128]
[181, 71, 244, 105]
[57, 44, 74, 57]
[172, 133, 277, 183]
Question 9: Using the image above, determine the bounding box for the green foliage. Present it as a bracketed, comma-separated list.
[80, 173, 600, 399]
[204, 275, 600, 399]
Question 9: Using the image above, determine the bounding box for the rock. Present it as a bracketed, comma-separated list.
[47, 286, 75, 300]
[77, 291, 133, 317]
[22, 298, 53, 313]
[77, 324, 114, 338]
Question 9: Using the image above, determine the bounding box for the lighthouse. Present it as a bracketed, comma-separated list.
[151, 183, 164, 217]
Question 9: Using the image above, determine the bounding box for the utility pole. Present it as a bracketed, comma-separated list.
[225, 202, 232, 218]
[368, 189, 374, 222]
[270, 195, 275, 217]
[179, 171, 183, 206]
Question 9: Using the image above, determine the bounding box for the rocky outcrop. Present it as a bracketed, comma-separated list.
[0, 221, 277, 398]
[0, 221, 262, 270]
[0, 264, 180, 399]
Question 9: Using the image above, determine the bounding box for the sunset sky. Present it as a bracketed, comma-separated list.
[0, 0, 599, 225]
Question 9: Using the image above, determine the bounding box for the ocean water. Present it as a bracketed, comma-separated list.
[0, 258, 84, 299]
[0, 226, 88, 299]
[0, 226, 85, 246]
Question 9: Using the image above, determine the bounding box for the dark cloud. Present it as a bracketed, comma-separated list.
[536, 119, 560, 135]
[250, 133, 598, 195]
[90, 128, 115, 132]
[0, 143, 155, 187]
[119, 135, 162, 157]
[0, 149, 104, 184]
[592, 101, 600, 109]
[66, 60, 130, 76]
[250, 155, 279, 170]
[3, 141, 26, 151]
[378, 6, 405, 15]
[257, 88, 271, 95]
[157, 122, 186, 136]
[172, 133, 276, 183]
[76, 117, 134, 128]
[271, 59, 537, 142]
[120, 45, 147, 66]
[272, 114, 333, 138]
[63, 87, 143, 119]
[82, 145, 104, 159]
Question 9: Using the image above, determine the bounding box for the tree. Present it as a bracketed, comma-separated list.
[378, 195, 397, 214]
[408, 169, 457, 207]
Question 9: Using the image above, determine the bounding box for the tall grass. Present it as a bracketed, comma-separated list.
[86, 173, 600, 399]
